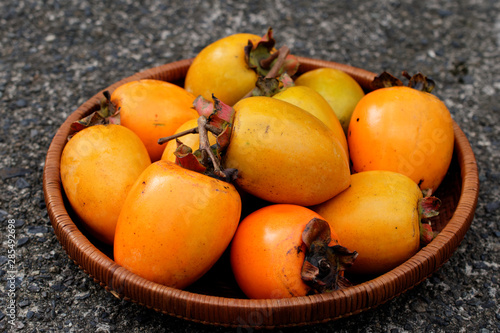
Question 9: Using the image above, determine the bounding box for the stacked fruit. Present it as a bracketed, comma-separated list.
[60, 29, 454, 299]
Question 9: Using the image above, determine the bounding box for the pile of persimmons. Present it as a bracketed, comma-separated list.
[60, 28, 454, 299]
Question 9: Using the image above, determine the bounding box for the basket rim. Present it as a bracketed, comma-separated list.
[42, 57, 479, 329]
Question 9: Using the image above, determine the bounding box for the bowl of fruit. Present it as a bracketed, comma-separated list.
[43, 29, 479, 328]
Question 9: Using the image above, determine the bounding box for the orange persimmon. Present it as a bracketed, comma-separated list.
[224, 96, 351, 206]
[272, 85, 349, 157]
[348, 73, 454, 193]
[110, 79, 198, 161]
[184, 33, 262, 106]
[230, 204, 356, 299]
[60, 124, 151, 245]
[313, 170, 431, 276]
[114, 160, 241, 289]
[295, 67, 365, 134]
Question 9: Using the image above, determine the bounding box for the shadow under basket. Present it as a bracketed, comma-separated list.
[43, 57, 479, 329]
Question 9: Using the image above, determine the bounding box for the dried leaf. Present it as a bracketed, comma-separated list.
[68, 91, 119, 139]
[173, 140, 207, 173]
[407, 72, 436, 93]
[282, 54, 300, 76]
[302, 218, 331, 248]
[372, 71, 436, 93]
[420, 223, 435, 245]
[244, 27, 298, 78]
[193, 95, 214, 118]
[419, 196, 441, 218]
[419, 193, 442, 244]
[371, 71, 404, 90]
[209, 96, 235, 127]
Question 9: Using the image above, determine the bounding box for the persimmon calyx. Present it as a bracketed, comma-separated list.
[371, 71, 436, 93]
[244, 27, 299, 78]
[301, 218, 358, 293]
[68, 91, 119, 139]
[251, 73, 295, 97]
[173, 139, 207, 173]
[157, 95, 238, 182]
[205, 95, 235, 143]
[192, 94, 214, 118]
[418, 191, 442, 245]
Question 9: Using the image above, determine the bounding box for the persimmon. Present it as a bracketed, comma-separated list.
[272, 85, 348, 157]
[313, 170, 440, 276]
[224, 96, 351, 206]
[109, 79, 198, 162]
[347, 72, 454, 193]
[184, 33, 260, 106]
[60, 124, 151, 245]
[294, 67, 365, 134]
[230, 204, 357, 299]
[184, 29, 299, 106]
[113, 160, 241, 289]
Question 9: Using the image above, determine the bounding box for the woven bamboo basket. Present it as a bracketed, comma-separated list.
[43, 57, 479, 329]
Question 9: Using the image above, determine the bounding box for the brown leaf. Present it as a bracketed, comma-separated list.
[173, 140, 207, 173]
[371, 71, 404, 90]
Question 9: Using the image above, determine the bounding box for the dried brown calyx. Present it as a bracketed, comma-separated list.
[241, 28, 299, 99]
[371, 71, 436, 93]
[301, 218, 358, 294]
[250, 73, 295, 97]
[67, 91, 119, 139]
[419, 189, 442, 245]
[244, 27, 299, 78]
[157, 95, 237, 182]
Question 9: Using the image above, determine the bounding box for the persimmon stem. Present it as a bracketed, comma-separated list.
[157, 127, 199, 145]
[241, 45, 291, 99]
[265, 45, 290, 79]
[197, 116, 222, 174]
[205, 124, 224, 136]
[157, 123, 224, 145]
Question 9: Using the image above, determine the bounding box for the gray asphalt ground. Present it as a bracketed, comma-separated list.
[1, 0, 499, 332]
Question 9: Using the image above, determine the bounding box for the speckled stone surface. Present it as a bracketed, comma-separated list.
[0, 0, 499, 332]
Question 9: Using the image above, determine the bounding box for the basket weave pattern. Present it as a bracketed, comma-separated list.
[43, 57, 479, 328]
